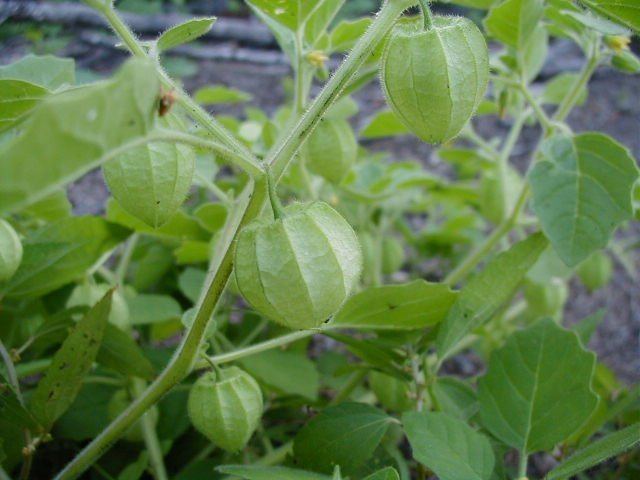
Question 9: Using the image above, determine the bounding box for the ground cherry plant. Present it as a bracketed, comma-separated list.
[0, 0, 639, 479]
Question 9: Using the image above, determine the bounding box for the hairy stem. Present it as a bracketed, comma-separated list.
[268, 0, 413, 181]
[555, 43, 600, 122]
[418, 0, 434, 30]
[55, 181, 267, 480]
[56, 2, 415, 477]
[96, 2, 259, 167]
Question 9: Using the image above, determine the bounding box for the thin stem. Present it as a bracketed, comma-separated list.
[0, 340, 33, 480]
[518, 452, 528, 478]
[95, 2, 259, 166]
[418, 0, 434, 30]
[293, 28, 307, 116]
[55, 181, 268, 480]
[197, 329, 319, 369]
[115, 234, 138, 285]
[519, 82, 553, 132]
[445, 184, 530, 286]
[195, 172, 232, 206]
[131, 379, 168, 480]
[555, 44, 600, 122]
[330, 369, 367, 405]
[267, 172, 285, 220]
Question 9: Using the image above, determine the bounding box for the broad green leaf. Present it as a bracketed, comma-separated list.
[2, 217, 128, 298]
[106, 199, 209, 241]
[247, 0, 344, 42]
[437, 233, 548, 360]
[330, 18, 372, 52]
[96, 324, 156, 380]
[0, 54, 75, 90]
[128, 294, 182, 325]
[218, 465, 330, 480]
[304, 0, 345, 44]
[193, 85, 252, 105]
[21, 190, 71, 221]
[541, 73, 588, 106]
[579, 0, 640, 32]
[240, 349, 319, 400]
[0, 59, 159, 214]
[360, 110, 410, 139]
[174, 240, 211, 264]
[118, 452, 149, 480]
[445, 0, 497, 9]
[363, 467, 400, 480]
[193, 203, 228, 233]
[478, 318, 598, 454]
[403, 411, 495, 480]
[30, 291, 113, 431]
[157, 17, 216, 52]
[0, 79, 49, 132]
[332, 280, 457, 330]
[55, 383, 114, 441]
[293, 402, 393, 475]
[546, 423, 640, 479]
[563, 9, 632, 34]
[521, 25, 548, 81]
[572, 309, 605, 346]
[178, 267, 207, 304]
[432, 377, 478, 421]
[484, 0, 545, 48]
[529, 133, 638, 266]
[0, 382, 41, 432]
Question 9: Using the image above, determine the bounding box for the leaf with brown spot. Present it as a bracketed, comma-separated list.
[29, 291, 113, 431]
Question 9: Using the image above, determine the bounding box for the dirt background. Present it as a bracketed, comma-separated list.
[1, 14, 638, 384]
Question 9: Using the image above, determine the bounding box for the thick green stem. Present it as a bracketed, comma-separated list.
[518, 452, 528, 478]
[519, 82, 553, 132]
[268, 0, 413, 181]
[56, 2, 415, 477]
[54, 181, 267, 480]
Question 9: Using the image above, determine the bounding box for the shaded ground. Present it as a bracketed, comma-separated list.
[1, 35, 638, 383]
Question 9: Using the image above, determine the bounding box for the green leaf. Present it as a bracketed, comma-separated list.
[436, 233, 548, 360]
[529, 133, 638, 266]
[96, 324, 156, 380]
[293, 403, 393, 475]
[29, 291, 113, 431]
[0, 79, 49, 132]
[478, 318, 598, 454]
[403, 411, 495, 480]
[304, 0, 345, 44]
[128, 294, 182, 325]
[157, 17, 216, 52]
[106, 199, 209, 241]
[193, 85, 252, 105]
[0, 382, 41, 432]
[546, 423, 640, 479]
[240, 349, 319, 400]
[0, 59, 159, 214]
[572, 309, 605, 346]
[21, 190, 71, 221]
[2, 216, 128, 298]
[0, 54, 75, 90]
[432, 377, 478, 421]
[218, 465, 330, 480]
[484, 0, 545, 48]
[541, 73, 588, 106]
[363, 467, 400, 480]
[332, 280, 457, 330]
[178, 267, 206, 304]
[360, 110, 410, 139]
[578, 0, 640, 32]
[55, 383, 114, 441]
[330, 18, 372, 52]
